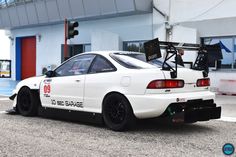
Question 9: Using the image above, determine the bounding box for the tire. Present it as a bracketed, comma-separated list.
[102, 93, 136, 131]
[17, 87, 40, 116]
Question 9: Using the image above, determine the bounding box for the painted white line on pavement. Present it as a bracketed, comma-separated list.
[0, 111, 7, 114]
[0, 98, 9, 101]
[218, 117, 236, 122]
[0, 95, 11, 97]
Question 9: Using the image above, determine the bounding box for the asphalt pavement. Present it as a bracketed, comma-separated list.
[0, 95, 235, 157]
[215, 95, 236, 118]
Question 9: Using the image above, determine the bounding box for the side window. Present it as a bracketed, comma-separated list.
[55, 54, 95, 76]
[89, 56, 116, 73]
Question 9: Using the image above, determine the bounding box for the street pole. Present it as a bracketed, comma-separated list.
[64, 18, 68, 61]
[166, 0, 172, 42]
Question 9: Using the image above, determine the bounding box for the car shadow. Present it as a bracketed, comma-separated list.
[131, 117, 216, 134]
[5, 108, 217, 134]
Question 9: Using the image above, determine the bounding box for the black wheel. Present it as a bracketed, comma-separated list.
[102, 93, 135, 131]
[17, 87, 40, 116]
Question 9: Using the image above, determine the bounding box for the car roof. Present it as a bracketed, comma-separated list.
[64, 51, 145, 66]
[83, 51, 143, 56]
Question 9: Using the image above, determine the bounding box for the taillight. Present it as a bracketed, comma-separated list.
[147, 80, 184, 89]
[196, 78, 210, 87]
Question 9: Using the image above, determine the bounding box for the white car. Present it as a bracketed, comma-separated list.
[10, 51, 221, 131]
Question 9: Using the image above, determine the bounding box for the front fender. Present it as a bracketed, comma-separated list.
[14, 76, 45, 94]
[10, 76, 45, 108]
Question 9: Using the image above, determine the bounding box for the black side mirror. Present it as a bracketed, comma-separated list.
[45, 70, 55, 78]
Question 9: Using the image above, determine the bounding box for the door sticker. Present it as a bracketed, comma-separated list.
[44, 84, 51, 94]
[43, 79, 51, 97]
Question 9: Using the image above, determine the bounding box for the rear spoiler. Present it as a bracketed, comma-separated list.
[144, 38, 222, 78]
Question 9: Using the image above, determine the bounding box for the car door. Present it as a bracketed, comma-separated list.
[83, 55, 117, 113]
[40, 54, 96, 111]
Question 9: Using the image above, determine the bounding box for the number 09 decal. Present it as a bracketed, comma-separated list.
[44, 84, 51, 94]
[43, 83, 51, 97]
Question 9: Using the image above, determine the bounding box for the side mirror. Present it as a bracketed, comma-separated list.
[45, 70, 55, 78]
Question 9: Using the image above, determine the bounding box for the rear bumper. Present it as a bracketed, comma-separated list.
[186, 106, 221, 122]
[172, 106, 221, 123]
[166, 99, 221, 123]
[127, 91, 215, 119]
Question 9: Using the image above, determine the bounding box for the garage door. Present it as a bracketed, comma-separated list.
[21, 37, 36, 80]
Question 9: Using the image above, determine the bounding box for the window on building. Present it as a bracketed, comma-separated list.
[61, 44, 91, 62]
[0, 60, 11, 78]
[123, 41, 146, 53]
[84, 44, 91, 52]
[203, 37, 236, 69]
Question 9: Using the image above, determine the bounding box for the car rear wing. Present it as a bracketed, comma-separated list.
[144, 38, 222, 78]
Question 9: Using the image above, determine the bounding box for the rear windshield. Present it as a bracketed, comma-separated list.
[120, 53, 183, 68]
[150, 58, 183, 68]
[110, 53, 156, 69]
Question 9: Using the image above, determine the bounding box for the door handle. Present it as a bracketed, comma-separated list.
[75, 80, 80, 82]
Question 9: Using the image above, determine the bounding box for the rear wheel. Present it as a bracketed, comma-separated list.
[102, 93, 135, 131]
[17, 87, 40, 116]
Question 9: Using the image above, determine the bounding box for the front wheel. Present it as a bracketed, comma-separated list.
[102, 93, 135, 131]
[17, 87, 40, 116]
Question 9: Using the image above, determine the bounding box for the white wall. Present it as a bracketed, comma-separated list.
[152, 7, 166, 40]
[10, 14, 153, 80]
[182, 17, 236, 38]
[209, 71, 236, 90]
[153, 0, 170, 17]
[72, 14, 153, 44]
[91, 31, 122, 51]
[0, 30, 10, 59]
[171, 26, 198, 62]
[11, 24, 64, 80]
[154, 0, 236, 25]
[169, 0, 236, 24]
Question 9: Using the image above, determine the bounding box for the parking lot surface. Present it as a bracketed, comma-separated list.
[0, 95, 235, 157]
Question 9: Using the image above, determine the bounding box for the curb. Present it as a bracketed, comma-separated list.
[217, 92, 236, 96]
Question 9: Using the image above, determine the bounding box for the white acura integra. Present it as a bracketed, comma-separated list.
[10, 51, 221, 131]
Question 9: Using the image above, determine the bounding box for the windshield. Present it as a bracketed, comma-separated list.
[110, 53, 156, 69]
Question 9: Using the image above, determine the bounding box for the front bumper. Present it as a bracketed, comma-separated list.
[9, 94, 16, 100]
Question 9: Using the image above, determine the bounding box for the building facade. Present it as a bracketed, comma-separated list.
[0, 0, 236, 91]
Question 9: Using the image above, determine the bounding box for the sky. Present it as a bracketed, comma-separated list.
[0, 30, 10, 60]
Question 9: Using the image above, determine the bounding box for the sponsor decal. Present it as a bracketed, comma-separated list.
[44, 84, 51, 94]
[51, 99, 83, 108]
[43, 79, 51, 97]
[176, 98, 186, 102]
